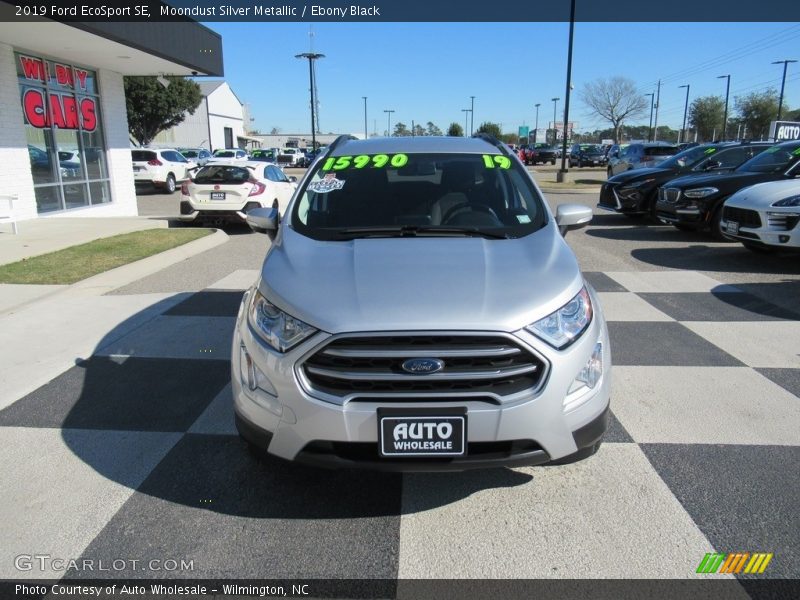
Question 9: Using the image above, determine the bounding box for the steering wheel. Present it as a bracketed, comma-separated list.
[441, 202, 499, 225]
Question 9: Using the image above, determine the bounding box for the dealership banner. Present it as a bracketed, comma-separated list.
[2, 0, 800, 22]
[770, 121, 800, 142]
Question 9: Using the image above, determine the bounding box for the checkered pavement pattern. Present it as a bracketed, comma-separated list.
[0, 269, 797, 584]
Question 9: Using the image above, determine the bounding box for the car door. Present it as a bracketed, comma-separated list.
[265, 165, 296, 210]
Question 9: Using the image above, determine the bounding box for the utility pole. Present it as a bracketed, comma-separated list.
[645, 93, 654, 142]
[534, 103, 540, 144]
[295, 52, 324, 151]
[653, 79, 661, 141]
[383, 109, 394, 136]
[718, 75, 730, 141]
[362, 96, 367, 139]
[772, 59, 797, 133]
[679, 84, 690, 144]
[551, 97, 559, 146]
[470, 96, 475, 135]
[558, 0, 576, 179]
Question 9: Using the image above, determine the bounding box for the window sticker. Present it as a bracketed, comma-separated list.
[482, 154, 512, 169]
[516, 214, 531, 224]
[321, 153, 409, 171]
[307, 173, 345, 193]
[704, 148, 717, 154]
[793, 147, 800, 156]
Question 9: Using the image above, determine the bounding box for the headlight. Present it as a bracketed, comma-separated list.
[683, 187, 718, 198]
[772, 195, 800, 207]
[526, 287, 593, 349]
[247, 289, 317, 352]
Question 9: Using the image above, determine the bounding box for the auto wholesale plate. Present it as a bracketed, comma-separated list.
[210, 191, 226, 201]
[378, 407, 466, 457]
[725, 220, 739, 235]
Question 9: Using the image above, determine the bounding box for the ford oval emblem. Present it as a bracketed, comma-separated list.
[401, 358, 444, 375]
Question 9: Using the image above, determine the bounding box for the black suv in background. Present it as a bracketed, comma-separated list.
[524, 143, 558, 165]
[607, 142, 679, 176]
[568, 144, 606, 167]
[655, 140, 800, 238]
[598, 141, 771, 219]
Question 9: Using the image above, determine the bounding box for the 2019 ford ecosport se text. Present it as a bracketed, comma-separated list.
[232, 135, 611, 471]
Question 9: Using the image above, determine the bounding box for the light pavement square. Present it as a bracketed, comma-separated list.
[398, 444, 723, 579]
[205, 269, 260, 291]
[188, 384, 238, 435]
[596, 291, 673, 322]
[0, 427, 181, 578]
[0, 284, 65, 314]
[611, 366, 800, 445]
[95, 315, 236, 361]
[604, 271, 742, 294]
[683, 321, 800, 368]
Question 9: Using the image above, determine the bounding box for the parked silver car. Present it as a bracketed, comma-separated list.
[607, 142, 679, 176]
[233, 135, 611, 470]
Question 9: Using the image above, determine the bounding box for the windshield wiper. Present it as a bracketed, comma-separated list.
[334, 226, 509, 239]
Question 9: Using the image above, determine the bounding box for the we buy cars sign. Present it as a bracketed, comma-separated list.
[18, 54, 97, 131]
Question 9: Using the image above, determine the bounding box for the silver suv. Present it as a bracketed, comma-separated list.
[233, 135, 611, 470]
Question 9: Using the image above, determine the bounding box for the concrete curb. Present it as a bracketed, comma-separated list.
[0, 228, 229, 315]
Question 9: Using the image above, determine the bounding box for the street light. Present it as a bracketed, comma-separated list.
[383, 109, 394, 136]
[295, 52, 324, 151]
[679, 84, 690, 144]
[469, 96, 475, 135]
[551, 97, 559, 146]
[717, 75, 730, 141]
[772, 59, 797, 124]
[462, 109, 471, 137]
[534, 103, 541, 144]
[362, 96, 368, 140]
[645, 93, 655, 142]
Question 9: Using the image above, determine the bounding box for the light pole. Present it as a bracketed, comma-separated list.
[462, 109, 471, 137]
[362, 96, 367, 139]
[645, 93, 655, 142]
[383, 109, 394, 136]
[772, 59, 797, 125]
[470, 96, 475, 135]
[558, 0, 576, 178]
[679, 84, 690, 144]
[534, 103, 540, 144]
[295, 52, 324, 151]
[717, 75, 730, 141]
[551, 97, 559, 146]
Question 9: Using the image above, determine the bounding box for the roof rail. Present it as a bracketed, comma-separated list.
[325, 134, 358, 155]
[472, 133, 510, 155]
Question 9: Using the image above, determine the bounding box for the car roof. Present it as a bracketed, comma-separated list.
[330, 135, 501, 156]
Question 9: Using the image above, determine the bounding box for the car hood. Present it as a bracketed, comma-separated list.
[664, 170, 767, 190]
[726, 179, 800, 208]
[258, 224, 584, 334]
[609, 167, 674, 184]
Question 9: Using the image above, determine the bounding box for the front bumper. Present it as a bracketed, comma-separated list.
[721, 207, 800, 248]
[655, 189, 710, 225]
[231, 288, 612, 471]
[179, 199, 262, 223]
[598, 182, 649, 214]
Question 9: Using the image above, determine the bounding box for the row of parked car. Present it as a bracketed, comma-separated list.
[597, 139, 800, 253]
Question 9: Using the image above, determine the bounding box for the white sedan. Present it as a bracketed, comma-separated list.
[179, 161, 297, 226]
[721, 179, 800, 252]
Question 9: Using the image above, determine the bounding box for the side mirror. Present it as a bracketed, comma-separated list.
[556, 204, 593, 236]
[288, 176, 297, 183]
[246, 207, 280, 239]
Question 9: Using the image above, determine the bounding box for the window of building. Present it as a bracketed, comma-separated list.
[16, 51, 110, 214]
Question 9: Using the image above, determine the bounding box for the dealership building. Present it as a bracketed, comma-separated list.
[0, 16, 223, 222]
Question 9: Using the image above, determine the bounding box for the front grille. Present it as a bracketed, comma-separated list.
[598, 183, 621, 209]
[301, 334, 546, 401]
[723, 206, 761, 228]
[766, 212, 800, 231]
[659, 188, 681, 203]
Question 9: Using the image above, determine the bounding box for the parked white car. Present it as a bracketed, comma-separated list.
[179, 161, 297, 226]
[210, 148, 249, 162]
[722, 179, 800, 252]
[132, 148, 196, 194]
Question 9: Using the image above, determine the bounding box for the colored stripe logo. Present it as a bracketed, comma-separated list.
[697, 552, 773, 574]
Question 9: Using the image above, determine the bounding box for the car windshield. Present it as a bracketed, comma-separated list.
[659, 146, 715, 169]
[192, 165, 251, 184]
[580, 145, 602, 152]
[213, 150, 235, 157]
[738, 144, 800, 173]
[181, 150, 198, 158]
[292, 152, 547, 241]
[644, 146, 678, 157]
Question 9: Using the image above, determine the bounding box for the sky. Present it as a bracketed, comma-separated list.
[204, 21, 800, 137]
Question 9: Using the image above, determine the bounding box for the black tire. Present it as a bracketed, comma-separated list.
[709, 204, 730, 241]
[550, 159, 556, 165]
[742, 242, 777, 254]
[164, 173, 176, 194]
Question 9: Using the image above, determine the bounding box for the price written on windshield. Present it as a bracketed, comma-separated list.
[323, 154, 409, 170]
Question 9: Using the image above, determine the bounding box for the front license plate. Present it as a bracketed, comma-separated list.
[725, 220, 739, 234]
[210, 192, 226, 201]
[378, 409, 466, 457]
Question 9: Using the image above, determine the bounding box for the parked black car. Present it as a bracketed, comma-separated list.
[598, 141, 772, 219]
[607, 142, 679, 176]
[524, 143, 557, 165]
[568, 143, 606, 167]
[655, 140, 800, 239]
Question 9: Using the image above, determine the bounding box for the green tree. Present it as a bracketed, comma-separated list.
[579, 76, 648, 143]
[476, 121, 502, 138]
[426, 121, 443, 136]
[446, 122, 464, 137]
[688, 96, 725, 141]
[735, 90, 784, 140]
[393, 122, 411, 137]
[124, 76, 203, 146]
[412, 123, 426, 137]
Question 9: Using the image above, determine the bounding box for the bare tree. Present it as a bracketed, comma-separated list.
[580, 77, 648, 143]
